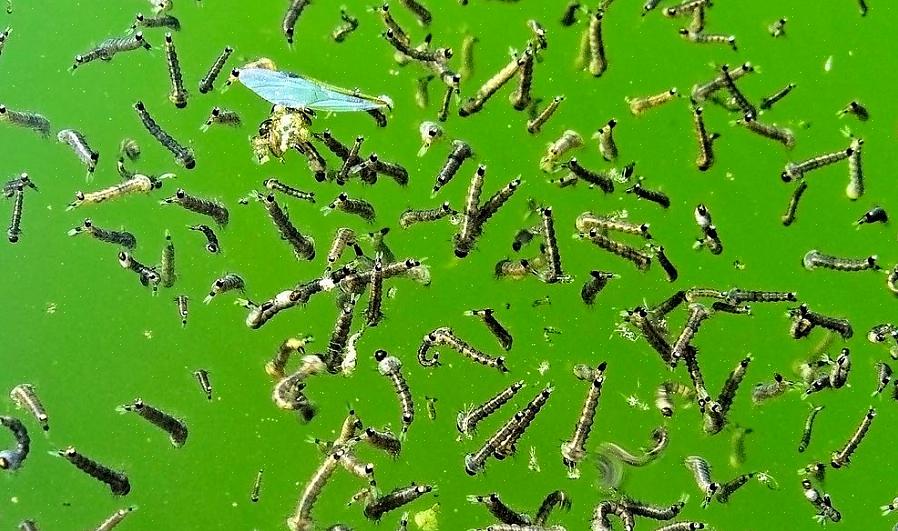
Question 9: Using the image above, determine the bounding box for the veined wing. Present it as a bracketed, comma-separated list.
[237, 68, 392, 112]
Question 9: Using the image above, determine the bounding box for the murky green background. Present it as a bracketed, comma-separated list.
[2, 0, 897, 529]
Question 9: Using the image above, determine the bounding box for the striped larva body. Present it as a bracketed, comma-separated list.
[760, 82, 796, 110]
[464, 308, 513, 351]
[691, 105, 714, 170]
[465, 411, 526, 475]
[57, 446, 130, 495]
[565, 159, 615, 192]
[198, 46, 233, 94]
[683, 455, 718, 507]
[495, 386, 554, 460]
[160, 231, 176, 288]
[163, 33, 187, 108]
[256, 192, 315, 260]
[562, 363, 606, 468]
[287, 447, 345, 531]
[600, 426, 669, 466]
[283, 0, 311, 45]
[375, 349, 415, 434]
[162, 188, 228, 226]
[540, 130, 583, 172]
[325, 192, 375, 223]
[118, 251, 160, 290]
[468, 493, 531, 526]
[671, 303, 711, 361]
[587, 10, 607, 76]
[265, 336, 313, 380]
[510, 47, 535, 111]
[120, 399, 188, 447]
[194, 369, 212, 400]
[432, 140, 474, 195]
[188, 224, 220, 254]
[0, 105, 50, 136]
[94, 506, 136, 531]
[400, 202, 456, 229]
[626, 182, 670, 208]
[10, 384, 49, 431]
[581, 229, 652, 271]
[736, 114, 795, 149]
[365, 255, 385, 327]
[0, 415, 29, 471]
[457, 381, 524, 436]
[202, 107, 241, 131]
[628, 88, 678, 116]
[830, 407, 875, 468]
[692, 62, 754, 102]
[781, 180, 808, 226]
[846, 137, 864, 200]
[325, 297, 358, 373]
[57, 129, 99, 176]
[803, 250, 877, 273]
[264, 178, 314, 203]
[132, 12, 180, 31]
[134, 101, 195, 168]
[798, 404, 824, 452]
[459, 51, 524, 117]
[581, 270, 616, 305]
[364, 483, 433, 521]
[527, 96, 564, 134]
[782, 147, 852, 182]
[203, 273, 244, 303]
[68, 219, 136, 249]
[679, 29, 736, 51]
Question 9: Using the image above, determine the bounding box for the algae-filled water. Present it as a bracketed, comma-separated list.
[3, 0, 898, 529]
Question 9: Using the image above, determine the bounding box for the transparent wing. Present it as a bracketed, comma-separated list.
[238, 68, 390, 112]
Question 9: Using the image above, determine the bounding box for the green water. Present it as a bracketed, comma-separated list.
[2, 0, 897, 529]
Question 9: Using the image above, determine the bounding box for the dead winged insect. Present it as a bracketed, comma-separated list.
[464, 308, 513, 351]
[134, 101, 195, 169]
[67, 218, 136, 249]
[198, 46, 234, 94]
[161, 188, 228, 225]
